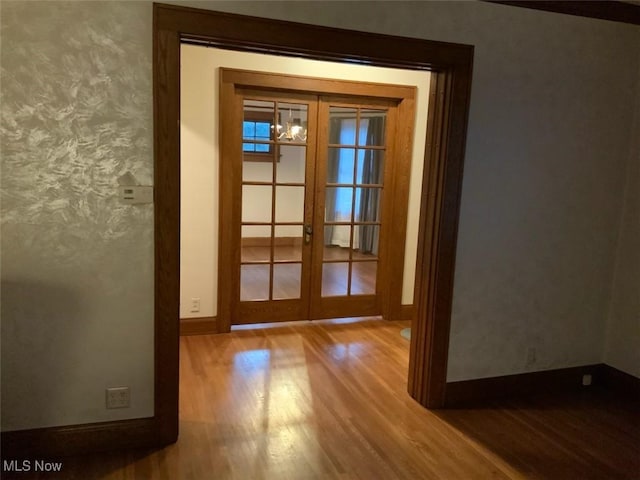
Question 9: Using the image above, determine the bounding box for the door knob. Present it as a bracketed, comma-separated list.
[304, 224, 313, 244]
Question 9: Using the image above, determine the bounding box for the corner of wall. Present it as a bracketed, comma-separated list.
[602, 48, 640, 379]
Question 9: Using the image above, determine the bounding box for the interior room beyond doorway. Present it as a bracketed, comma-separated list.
[180, 44, 431, 330]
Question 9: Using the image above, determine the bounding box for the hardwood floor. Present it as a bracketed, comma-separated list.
[6, 318, 639, 479]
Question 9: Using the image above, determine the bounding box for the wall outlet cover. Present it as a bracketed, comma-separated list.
[190, 297, 201, 312]
[106, 386, 130, 409]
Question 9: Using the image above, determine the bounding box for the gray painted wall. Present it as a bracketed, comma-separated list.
[1, 0, 638, 431]
[1, 1, 155, 430]
[604, 55, 640, 378]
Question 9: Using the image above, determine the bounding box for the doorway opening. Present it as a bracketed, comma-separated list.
[155, 3, 473, 446]
[181, 50, 429, 332]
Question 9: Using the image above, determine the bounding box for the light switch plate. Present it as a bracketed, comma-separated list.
[119, 186, 153, 205]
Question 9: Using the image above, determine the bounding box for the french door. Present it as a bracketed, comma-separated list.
[310, 97, 394, 320]
[220, 77, 400, 326]
[237, 90, 319, 323]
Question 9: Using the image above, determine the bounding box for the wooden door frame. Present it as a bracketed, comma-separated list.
[154, 3, 473, 444]
[218, 69, 416, 329]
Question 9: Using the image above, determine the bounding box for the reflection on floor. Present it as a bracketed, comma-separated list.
[241, 246, 377, 300]
[28, 318, 640, 480]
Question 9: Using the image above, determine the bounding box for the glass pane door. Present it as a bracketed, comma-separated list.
[233, 92, 392, 324]
[238, 96, 315, 322]
[310, 100, 390, 319]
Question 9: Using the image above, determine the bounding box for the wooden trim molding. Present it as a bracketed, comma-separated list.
[1, 418, 158, 457]
[398, 304, 415, 321]
[180, 316, 218, 336]
[153, 5, 181, 448]
[385, 87, 417, 322]
[221, 68, 416, 101]
[408, 61, 473, 408]
[597, 364, 640, 400]
[485, 1, 640, 26]
[154, 3, 474, 451]
[444, 364, 640, 407]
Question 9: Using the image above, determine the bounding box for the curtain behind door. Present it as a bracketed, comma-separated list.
[324, 117, 341, 245]
[358, 117, 384, 255]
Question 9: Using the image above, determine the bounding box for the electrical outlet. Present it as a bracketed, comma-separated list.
[190, 297, 201, 313]
[582, 374, 592, 386]
[106, 387, 130, 409]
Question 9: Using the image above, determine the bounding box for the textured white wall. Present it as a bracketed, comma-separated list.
[1, 1, 154, 430]
[604, 56, 640, 378]
[180, 44, 218, 320]
[180, 44, 430, 319]
[2, 0, 639, 432]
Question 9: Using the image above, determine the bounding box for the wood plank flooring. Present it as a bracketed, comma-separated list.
[5, 318, 639, 479]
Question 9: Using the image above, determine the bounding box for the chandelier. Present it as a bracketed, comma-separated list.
[273, 109, 307, 142]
